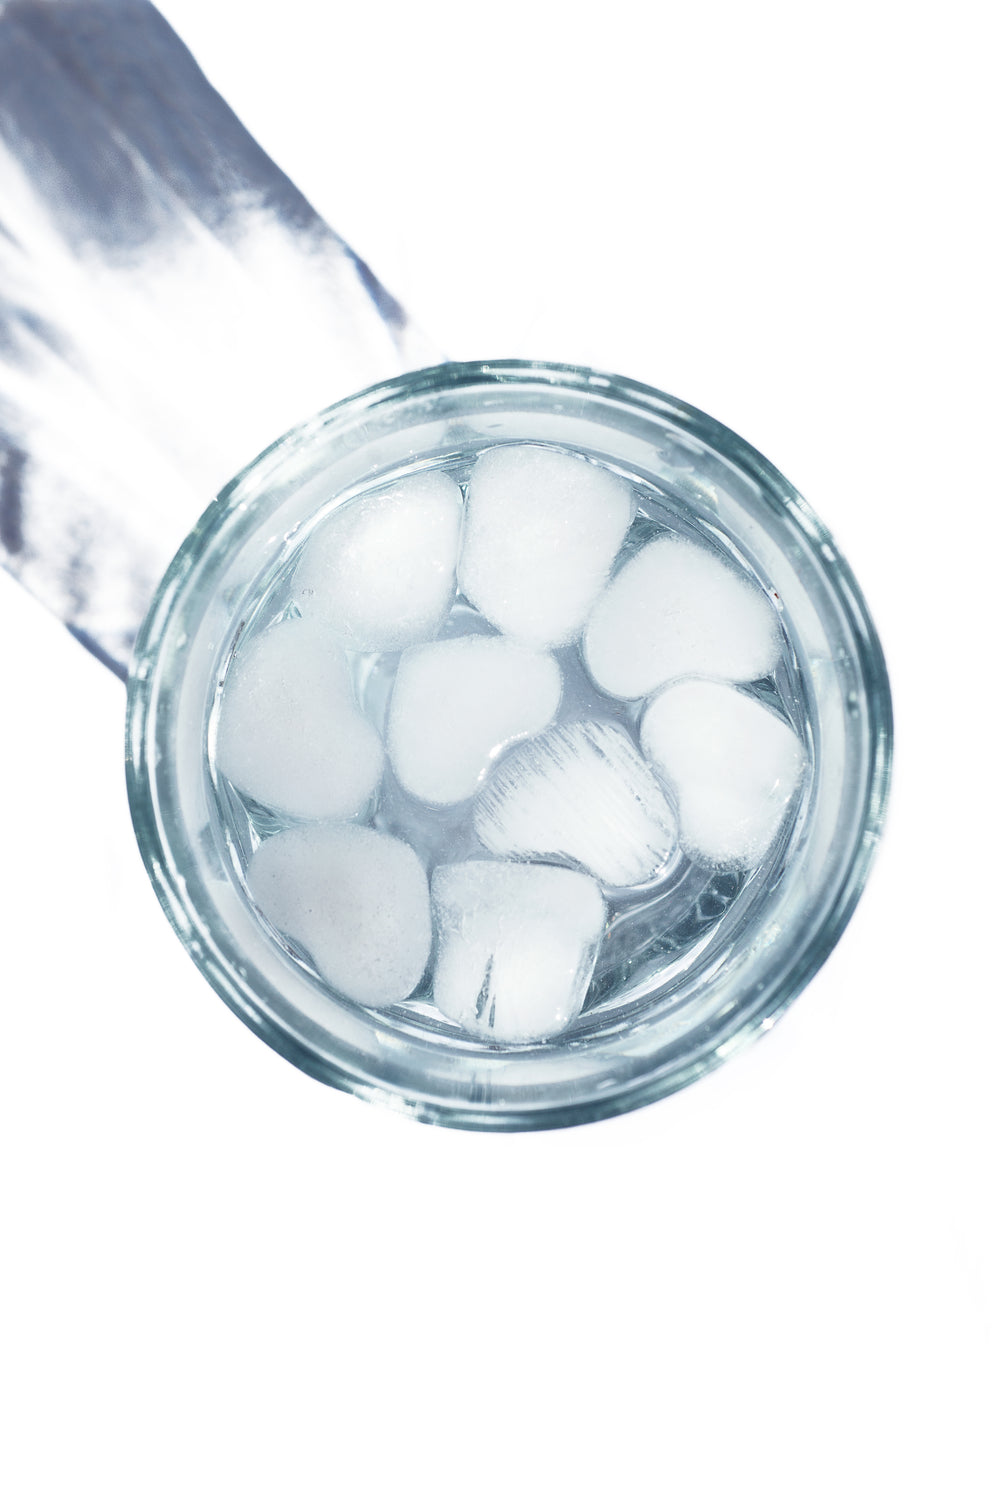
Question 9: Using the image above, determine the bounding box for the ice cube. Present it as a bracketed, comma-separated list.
[475, 720, 678, 888]
[248, 823, 432, 1008]
[583, 536, 781, 699]
[215, 618, 383, 819]
[291, 470, 463, 652]
[387, 635, 561, 805]
[431, 861, 606, 1043]
[458, 444, 634, 647]
[640, 679, 806, 867]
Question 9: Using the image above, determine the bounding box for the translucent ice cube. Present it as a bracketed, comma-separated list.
[247, 823, 432, 1008]
[215, 618, 383, 820]
[458, 444, 634, 648]
[431, 861, 607, 1043]
[583, 536, 781, 699]
[475, 720, 678, 888]
[640, 679, 806, 867]
[291, 470, 463, 652]
[387, 635, 561, 805]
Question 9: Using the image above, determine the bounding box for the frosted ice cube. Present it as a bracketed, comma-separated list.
[641, 679, 806, 867]
[291, 470, 463, 651]
[458, 444, 634, 647]
[215, 618, 383, 819]
[387, 635, 561, 805]
[432, 861, 606, 1043]
[248, 823, 432, 1008]
[475, 720, 678, 888]
[583, 536, 781, 699]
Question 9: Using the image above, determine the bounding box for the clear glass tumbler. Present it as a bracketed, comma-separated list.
[125, 361, 892, 1129]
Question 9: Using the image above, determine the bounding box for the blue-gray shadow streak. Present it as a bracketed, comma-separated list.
[0, 0, 435, 676]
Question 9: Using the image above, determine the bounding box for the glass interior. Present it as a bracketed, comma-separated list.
[208, 447, 812, 1043]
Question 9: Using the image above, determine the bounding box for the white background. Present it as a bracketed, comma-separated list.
[2, 2, 997, 1493]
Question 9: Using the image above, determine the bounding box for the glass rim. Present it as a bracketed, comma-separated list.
[125, 358, 893, 1130]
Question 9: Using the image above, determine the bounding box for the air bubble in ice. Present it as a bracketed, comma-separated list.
[215, 618, 383, 819]
[387, 635, 561, 805]
[248, 823, 432, 1007]
[431, 861, 607, 1043]
[292, 470, 463, 652]
[475, 719, 678, 888]
[583, 536, 781, 699]
[641, 678, 806, 867]
[458, 444, 634, 648]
